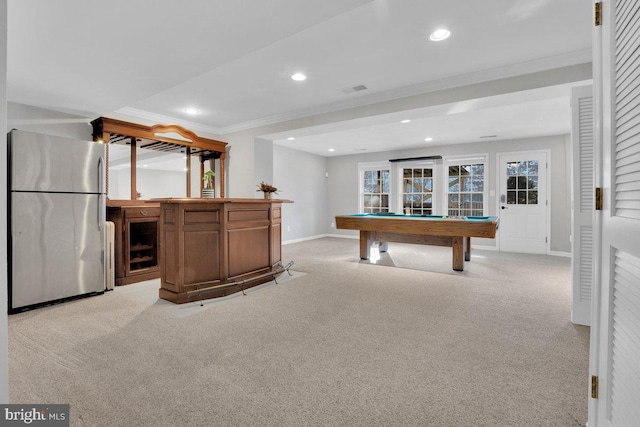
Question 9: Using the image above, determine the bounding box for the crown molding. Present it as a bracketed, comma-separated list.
[113, 107, 224, 137]
[117, 49, 592, 136]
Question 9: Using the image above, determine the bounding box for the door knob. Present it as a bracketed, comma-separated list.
[501, 206, 508, 210]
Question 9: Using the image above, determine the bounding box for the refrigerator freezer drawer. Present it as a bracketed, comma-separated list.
[9, 129, 105, 194]
[10, 192, 105, 311]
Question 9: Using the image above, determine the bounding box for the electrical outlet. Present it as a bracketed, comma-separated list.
[331, 222, 335, 228]
[287, 226, 291, 232]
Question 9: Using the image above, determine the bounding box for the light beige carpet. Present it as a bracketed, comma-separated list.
[8, 237, 589, 427]
[113, 270, 306, 318]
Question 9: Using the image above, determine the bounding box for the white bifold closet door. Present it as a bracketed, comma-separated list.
[590, 0, 640, 426]
[571, 85, 594, 326]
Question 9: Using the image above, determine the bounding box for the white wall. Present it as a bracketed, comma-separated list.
[1, 2, 9, 403]
[8, 102, 93, 140]
[326, 135, 572, 253]
[137, 169, 187, 199]
[254, 138, 274, 194]
[274, 145, 328, 242]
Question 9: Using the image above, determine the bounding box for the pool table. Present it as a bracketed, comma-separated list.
[335, 213, 499, 271]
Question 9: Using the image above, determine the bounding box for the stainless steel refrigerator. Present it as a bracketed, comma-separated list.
[8, 129, 106, 313]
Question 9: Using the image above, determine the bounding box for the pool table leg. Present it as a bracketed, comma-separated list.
[465, 237, 471, 261]
[360, 230, 373, 260]
[452, 236, 464, 271]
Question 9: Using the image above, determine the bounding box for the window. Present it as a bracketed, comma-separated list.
[360, 167, 390, 213]
[447, 161, 486, 217]
[401, 167, 434, 215]
[506, 160, 538, 205]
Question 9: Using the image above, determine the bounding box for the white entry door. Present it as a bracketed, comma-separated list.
[497, 152, 548, 253]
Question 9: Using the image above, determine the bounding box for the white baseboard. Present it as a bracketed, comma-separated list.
[548, 250, 572, 258]
[325, 233, 359, 240]
[282, 234, 331, 245]
[472, 245, 497, 251]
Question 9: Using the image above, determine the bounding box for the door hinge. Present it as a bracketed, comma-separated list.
[595, 187, 603, 210]
[595, 2, 602, 26]
[591, 375, 599, 399]
[545, 237, 548, 243]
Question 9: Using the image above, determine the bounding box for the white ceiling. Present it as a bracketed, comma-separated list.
[7, 0, 592, 157]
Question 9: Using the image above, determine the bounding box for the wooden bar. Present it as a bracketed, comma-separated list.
[107, 200, 161, 286]
[156, 198, 292, 303]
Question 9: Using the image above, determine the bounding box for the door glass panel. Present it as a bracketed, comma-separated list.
[448, 162, 485, 216]
[381, 171, 390, 193]
[518, 191, 527, 204]
[472, 176, 484, 192]
[362, 168, 390, 213]
[449, 177, 460, 191]
[461, 177, 472, 191]
[506, 160, 539, 205]
[518, 176, 527, 189]
[402, 167, 433, 214]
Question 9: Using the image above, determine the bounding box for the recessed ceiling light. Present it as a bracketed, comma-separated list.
[287, 137, 295, 140]
[429, 29, 451, 41]
[328, 148, 335, 152]
[401, 119, 411, 123]
[291, 73, 307, 81]
[425, 137, 433, 142]
[184, 107, 200, 115]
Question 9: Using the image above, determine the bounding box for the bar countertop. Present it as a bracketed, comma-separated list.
[148, 198, 293, 204]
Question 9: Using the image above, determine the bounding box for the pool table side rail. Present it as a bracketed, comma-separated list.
[335, 215, 499, 239]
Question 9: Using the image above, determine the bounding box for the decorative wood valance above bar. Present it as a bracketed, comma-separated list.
[91, 117, 228, 198]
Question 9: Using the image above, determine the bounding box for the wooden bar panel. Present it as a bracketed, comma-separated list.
[184, 230, 220, 284]
[185, 210, 220, 224]
[228, 227, 270, 277]
[157, 199, 292, 303]
[228, 209, 269, 222]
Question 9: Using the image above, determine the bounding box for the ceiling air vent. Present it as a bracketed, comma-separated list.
[341, 84, 368, 94]
[479, 135, 498, 139]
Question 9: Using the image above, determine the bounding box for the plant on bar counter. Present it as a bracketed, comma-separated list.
[203, 170, 215, 189]
[257, 181, 278, 194]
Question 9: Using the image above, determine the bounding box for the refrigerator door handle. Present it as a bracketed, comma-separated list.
[98, 155, 105, 194]
[98, 156, 105, 231]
